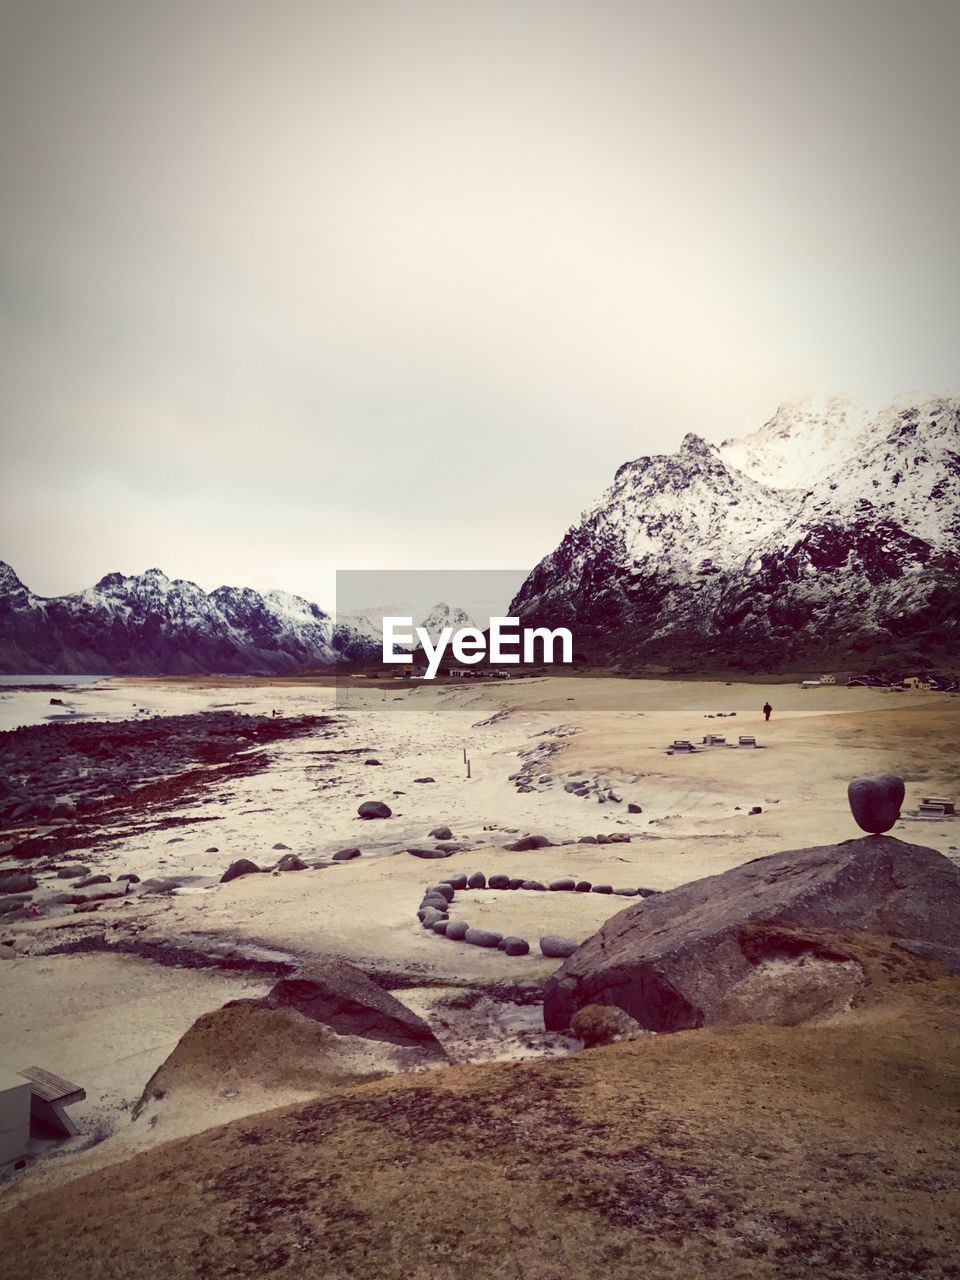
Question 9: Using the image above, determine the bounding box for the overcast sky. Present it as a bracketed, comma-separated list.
[2, 0, 958, 608]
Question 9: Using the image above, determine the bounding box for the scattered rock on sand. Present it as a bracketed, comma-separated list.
[505, 835, 553, 851]
[413, 777, 436, 784]
[540, 935, 578, 959]
[140, 876, 192, 895]
[276, 854, 308, 871]
[272, 842, 291, 850]
[848, 772, 905, 835]
[220, 859, 261, 883]
[76, 874, 111, 888]
[0, 872, 37, 894]
[55, 864, 91, 879]
[628, 803, 643, 814]
[407, 847, 453, 859]
[333, 847, 362, 861]
[429, 825, 453, 840]
[358, 801, 392, 819]
[544, 835, 960, 1033]
[117, 873, 141, 883]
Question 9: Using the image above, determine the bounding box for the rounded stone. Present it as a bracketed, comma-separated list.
[467, 871, 486, 890]
[333, 847, 362, 861]
[540, 935, 578, 959]
[508, 878, 524, 890]
[444, 920, 470, 941]
[441, 874, 468, 890]
[549, 878, 576, 892]
[487, 874, 511, 890]
[847, 773, 905, 835]
[358, 801, 392, 819]
[521, 880, 546, 891]
[429, 826, 453, 840]
[502, 936, 530, 957]
[591, 884, 613, 894]
[420, 894, 451, 911]
[465, 927, 503, 948]
[432, 920, 450, 935]
[575, 880, 592, 893]
[427, 883, 455, 902]
[613, 887, 639, 897]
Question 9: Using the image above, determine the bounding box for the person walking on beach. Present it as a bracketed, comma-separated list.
[762, 701, 772, 722]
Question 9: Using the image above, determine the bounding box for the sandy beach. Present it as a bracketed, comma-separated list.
[1, 673, 958, 1204]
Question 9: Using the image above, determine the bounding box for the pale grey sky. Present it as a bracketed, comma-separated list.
[2, 0, 958, 607]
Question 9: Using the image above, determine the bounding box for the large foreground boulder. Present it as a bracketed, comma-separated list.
[544, 836, 960, 1033]
[259, 959, 445, 1055]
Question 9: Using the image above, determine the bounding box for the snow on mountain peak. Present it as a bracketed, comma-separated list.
[511, 393, 960, 668]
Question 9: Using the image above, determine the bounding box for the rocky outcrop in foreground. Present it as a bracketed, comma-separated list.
[543, 835, 960, 1032]
[256, 960, 446, 1055]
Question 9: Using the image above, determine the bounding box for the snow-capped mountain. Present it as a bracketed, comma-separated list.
[334, 602, 476, 656]
[417, 603, 476, 641]
[0, 565, 356, 674]
[510, 396, 960, 670]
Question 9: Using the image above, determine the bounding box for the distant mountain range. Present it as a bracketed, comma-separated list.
[509, 395, 960, 671]
[4, 394, 957, 676]
[0, 563, 471, 675]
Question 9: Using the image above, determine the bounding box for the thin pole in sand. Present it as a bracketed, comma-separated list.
[466, 757, 472, 779]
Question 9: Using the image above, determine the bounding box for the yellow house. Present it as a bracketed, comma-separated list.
[819, 674, 836, 685]
[904, 676, 932, 691]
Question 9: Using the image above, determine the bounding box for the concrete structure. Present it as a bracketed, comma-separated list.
[0, 1067, 32, 1168]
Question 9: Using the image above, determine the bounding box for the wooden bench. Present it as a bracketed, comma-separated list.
[19, 1067, 86, 1137]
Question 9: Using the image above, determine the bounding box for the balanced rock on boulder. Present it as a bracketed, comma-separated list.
[848, 772, 905, 835]
[544, 835, 960, 1034]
